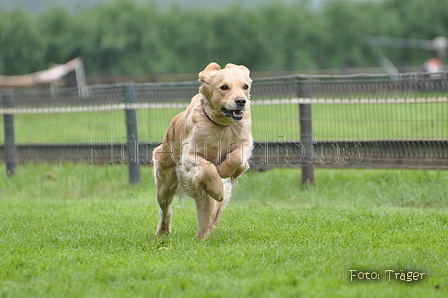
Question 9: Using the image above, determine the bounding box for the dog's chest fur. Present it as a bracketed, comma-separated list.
[191, 114, 252, 165]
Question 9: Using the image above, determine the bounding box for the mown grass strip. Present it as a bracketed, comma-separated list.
[0, 164, 447, 297]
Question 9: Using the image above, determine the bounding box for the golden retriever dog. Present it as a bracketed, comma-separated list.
[152, 62, 253, 239]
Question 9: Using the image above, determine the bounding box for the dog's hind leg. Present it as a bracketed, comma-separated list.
[155, 165, 178, 235]
[194, 195, 218, 240]
[153, 145, 178, 235]
[195, 179, 232, 239]
[210, 179, 232, 230]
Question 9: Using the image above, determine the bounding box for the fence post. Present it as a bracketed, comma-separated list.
[1, 90, 17, 177]
[298, 76, 315, 186]
[123, 83, 140, 184]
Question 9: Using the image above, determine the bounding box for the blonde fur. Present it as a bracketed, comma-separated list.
[152, 62, 253, 239]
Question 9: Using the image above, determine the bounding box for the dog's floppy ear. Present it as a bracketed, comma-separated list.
[199, 62, 221, 83]
[224, 63, 250, 77]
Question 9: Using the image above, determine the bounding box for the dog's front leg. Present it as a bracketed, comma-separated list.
[217, 145, 250, 181]
[182, 147, 224, 202]
[182, 147, 226, 239]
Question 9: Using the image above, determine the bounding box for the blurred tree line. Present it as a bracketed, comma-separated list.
[0, 0, 447, 78]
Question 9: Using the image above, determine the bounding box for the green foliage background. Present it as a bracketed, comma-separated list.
[0, 0, 447, 78]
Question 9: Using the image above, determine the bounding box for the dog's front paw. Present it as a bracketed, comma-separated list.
[202, 180, 224, 202]
[217, 162, 249, 180]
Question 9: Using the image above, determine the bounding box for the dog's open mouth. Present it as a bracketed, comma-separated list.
[221, 108, 244, 121]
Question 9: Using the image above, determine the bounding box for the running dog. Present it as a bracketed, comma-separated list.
[152, 62, 253, 239]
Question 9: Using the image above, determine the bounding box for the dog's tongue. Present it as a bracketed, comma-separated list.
[233, 110, 243, 116]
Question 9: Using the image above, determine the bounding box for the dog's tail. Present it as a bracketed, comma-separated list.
[175, 168, 189, 202]
[222, 178, 233, 205]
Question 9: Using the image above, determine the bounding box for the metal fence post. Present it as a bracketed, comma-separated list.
[1, 90, 17, 177]
[123, 83, 140, 184]
[298, 76, 315, 186]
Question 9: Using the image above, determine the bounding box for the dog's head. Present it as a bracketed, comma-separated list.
[199, 62, 252, 124]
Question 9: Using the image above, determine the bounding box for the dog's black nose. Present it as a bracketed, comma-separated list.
[234, 97, 246, 107]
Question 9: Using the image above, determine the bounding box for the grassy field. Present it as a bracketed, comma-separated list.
[0, 163, 447, 297]
[1, 102, 447, 144]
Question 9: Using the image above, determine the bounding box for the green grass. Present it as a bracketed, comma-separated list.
[1, 102, 447, 144]
[0, 163, 447, 297]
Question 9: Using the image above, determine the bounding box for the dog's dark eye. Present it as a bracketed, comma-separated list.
[220, 85, 229, 91]
[243, 84, 249, 90]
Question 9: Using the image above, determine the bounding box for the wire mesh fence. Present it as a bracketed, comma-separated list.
[1, 72, 447, 170]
